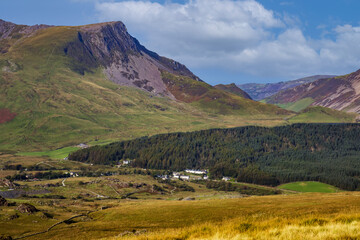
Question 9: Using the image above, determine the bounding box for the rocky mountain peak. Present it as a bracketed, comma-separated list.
[64, 20, 200, 97]
[0, 19, 50, 40]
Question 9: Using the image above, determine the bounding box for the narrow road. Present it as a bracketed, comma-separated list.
[36, 162, 55, 167]
[84, 189, 107, 198]
[170, 187, 177, 195]
[62, 178, 67, 187]
[108, 184, 121, 196]
[14, 214, 85, 239]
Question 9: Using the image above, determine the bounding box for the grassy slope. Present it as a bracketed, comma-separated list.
[0, 25, 356, 154]
[278, 181, 339, 193]
[18, 146, 80, 159]
[288, 106, 357, 123]
[162, 71, 289, 116]
[214, 83, 251, 99]
[0, 25, 293, 152]
[2, 192, 360, 239]
[276, 97, 314, 112]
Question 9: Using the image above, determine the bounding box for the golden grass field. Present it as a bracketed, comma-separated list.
[1, 155, 360, 240]
[2, 190, 360, 240]
[105, 193, 360, 240]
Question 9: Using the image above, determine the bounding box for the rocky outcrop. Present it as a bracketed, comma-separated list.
[16, 203, 38, 214]
[64, 21, 200, 97]
[0, 196, 8, 206]
[0, 19, 50, 53]
[0, 19, 50, 40]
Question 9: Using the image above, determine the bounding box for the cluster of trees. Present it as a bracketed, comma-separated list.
[8, 171, 69, 181]
[3, 164, 59, 171]
[205, 181, 281, 195]
[69, 124, 360, 190]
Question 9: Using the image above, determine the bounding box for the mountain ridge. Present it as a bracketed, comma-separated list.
[239, 75, 336, 100]
[214, 83, 252, 100]
[0, 19, 291, 151]
[266, 70, 360, 114]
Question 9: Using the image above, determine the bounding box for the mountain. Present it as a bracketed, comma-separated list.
[0, 19, 290, 151]
[63, 21, 200, 97]
[266, 70, 360, 114]
[239, 75, 336, 101]
[214, 83, 252, 100]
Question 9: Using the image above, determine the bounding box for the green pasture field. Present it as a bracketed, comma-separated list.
[278, 181, 340, 193]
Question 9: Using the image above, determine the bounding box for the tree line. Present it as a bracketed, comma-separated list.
[69, 123, 360, 190]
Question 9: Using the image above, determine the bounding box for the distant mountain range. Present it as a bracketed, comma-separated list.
[266, 70, 360, 114]
[239, 75, 336, 101]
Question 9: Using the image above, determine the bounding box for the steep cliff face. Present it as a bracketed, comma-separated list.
[267, 70, 360, 114]
[64, 21, 199, 97]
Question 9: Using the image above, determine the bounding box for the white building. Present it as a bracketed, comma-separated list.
[222, 176, 231, 181]
[180, 175, 190, 181]
[185, 169, 207, 175]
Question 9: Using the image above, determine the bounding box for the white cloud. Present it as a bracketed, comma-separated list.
[94, 0, 360, 79]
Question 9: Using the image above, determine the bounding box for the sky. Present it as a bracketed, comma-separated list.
[1, 0, 360, 85]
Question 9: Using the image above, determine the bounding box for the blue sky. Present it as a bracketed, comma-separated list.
[1, 0, 360, 85]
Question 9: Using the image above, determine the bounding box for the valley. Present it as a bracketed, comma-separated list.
[1, 16, 360, 240]
[0, 19, 293, 152]
[0, 152, 358, 240]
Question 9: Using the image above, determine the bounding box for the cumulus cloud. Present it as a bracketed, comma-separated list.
[95, 0, 360, 79]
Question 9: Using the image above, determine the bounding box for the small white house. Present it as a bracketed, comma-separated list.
[118, 160, 131, 166]
[77, 143, 89, 149]
[180, 175, 190, 181]
[156, 175, 169, 180]
[68, 172, 79, 178]
[185, 169, 207, 175]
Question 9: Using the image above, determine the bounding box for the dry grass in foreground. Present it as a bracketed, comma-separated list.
[100, 193, 360, 240]
[114, 218, 360, 240]
[3, 191, 360, 240]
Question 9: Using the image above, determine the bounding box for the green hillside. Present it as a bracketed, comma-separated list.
[289, 106, 357, 123]
[1, 21, 357, 154]
[214, 83, 252, 99]
[162, 71, 287, 115]
[276, 97, 314, 112]
[278, 181, 339, 193]
[0, 22, 292, 152]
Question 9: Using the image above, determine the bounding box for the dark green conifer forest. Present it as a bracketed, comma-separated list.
[69, 124, 360, 190]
